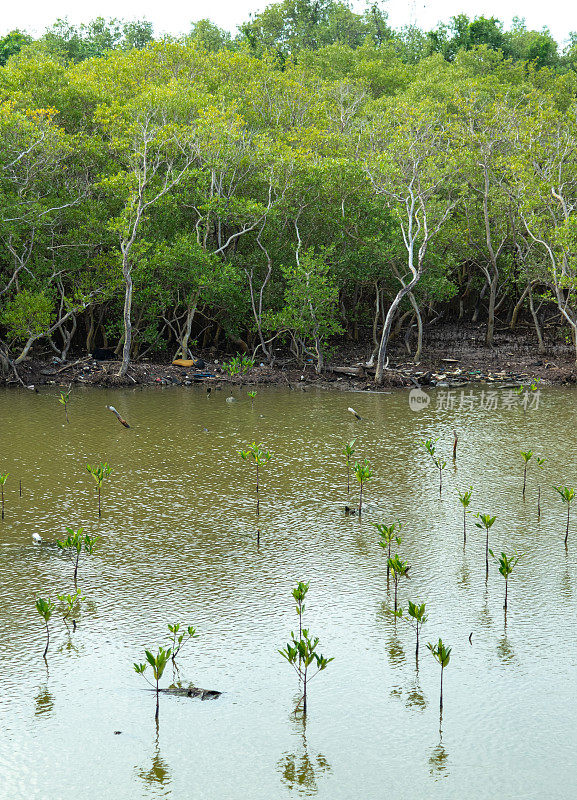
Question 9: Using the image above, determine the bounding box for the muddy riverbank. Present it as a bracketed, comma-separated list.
[3, 322, 577, 391]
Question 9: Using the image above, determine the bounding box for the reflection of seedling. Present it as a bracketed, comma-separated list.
[59, 387, 71, 423]
[475, 513, 496, 578]
[35, 597, 55, 659]
[57, 527, 99, 586]
[489, 550, 521, 609]
[279, 629, 333, 715]
[520, 451, 533, 499]
[393, 600, 428, 659]
[422, 438, 446, 497]
[554, 486, 575, 547]
[427, 638, 451, 711]
[0, 472, 8, 520]
[374, 521, 402, 579]
[458, 487, 473, 546]
[86, 462, 112, 517]
[354, 459, 373, 515]
[342, 440, 356, 500]
[134, 647, 172, 721]
[387, 554, 410, 612]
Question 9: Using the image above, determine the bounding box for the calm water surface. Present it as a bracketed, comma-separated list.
[0, 384, 576, 800]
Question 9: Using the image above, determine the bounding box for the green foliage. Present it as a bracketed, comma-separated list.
[167, 623, 198, 664]
[0, 290, 54, 342]
[222, 355, 255, 375]
[86, 463, 112, 487]
[35, 596, 55, 622]
[427, 638, 451, 668]
[279, 627, 334, 713]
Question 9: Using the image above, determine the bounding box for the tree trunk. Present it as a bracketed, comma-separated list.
[117, 254, 133, 377]
[375, 277, 419, 384]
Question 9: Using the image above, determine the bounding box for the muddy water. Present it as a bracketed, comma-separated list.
[0, 384, 576, 799]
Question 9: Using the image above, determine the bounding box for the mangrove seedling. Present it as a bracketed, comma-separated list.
[342, 439, 356, 500]
[536, 457, 545, 518]
[134, 646, 172, 721]
[167, 623, 197, 667]
[387, 554, 410, 612]
[554, 486, 575, 547]
[520, 450, 533, 499]
[475, 513, 497, 578]
[354, 459, 373, 515]
[86, 462, 112, 518]
[393, 600, 428, 659]
[292, 581, 310, 643]
[279, 629, 333, 715]
[57, 588, 85, 630]
[422, 438, 446, 497]
[0, 472, 8, 520]
[374, 521, 402, 579]
[59, 388, 71, 423]
[489, 550, 521, 610]
[57, 527, 100, 586]
[458, 487, 473, 546]
[247, 390, 257, 409]
[35, 597, 55, 659]
[239, 442, 271, 546]
[427, 638, 451, 711]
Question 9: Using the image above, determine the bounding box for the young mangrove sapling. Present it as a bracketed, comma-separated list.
[57, 588, 85, 631]
[35, 597, 55, 659]
[0, 473, 8, 520]
[474, 513, 497, 578]
[374, 521, 402, 579]
[387, 554, 410, 612]
[86, 462, 112, 518]
[536, 457, 545, 518]
[489, 549, 521, 610]
[422, 439, 446, 497]
[57, 527, 99, 586]
[342, 440, 356, 501]
[458, 487, 473, 546]
[239, 442, 271, 546]
[134, 647, 172, 721]
[247, 390, 257, 408]
[553, 486, 575, 547]
[427, 638, 451, 711]
[520, 450, 533, 499]
[59, 388, 71, 423]
[292, 581, 310, 644]
[354, 459, 373, 515]
[279, 629, 333, 715]
[393, 600, 428, 659]
[167, 623, 197, 668]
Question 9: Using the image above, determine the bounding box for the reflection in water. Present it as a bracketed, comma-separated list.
[429, 710, 449, 779]
[136, 727, 172, 795]
[457, 553, 471, 590]
[34, 686, 54, 717]
[497, 632, 516, 665]
[429, 738, 450, 780]
[278, 715, 332, 795]
[386, 628, 406, 668]
[405, 682, 427, 712]
[478, 584, 493, 629]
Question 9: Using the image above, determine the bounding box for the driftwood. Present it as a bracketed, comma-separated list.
[159, 683, 221, 700]
[329, 365, 365, 378]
